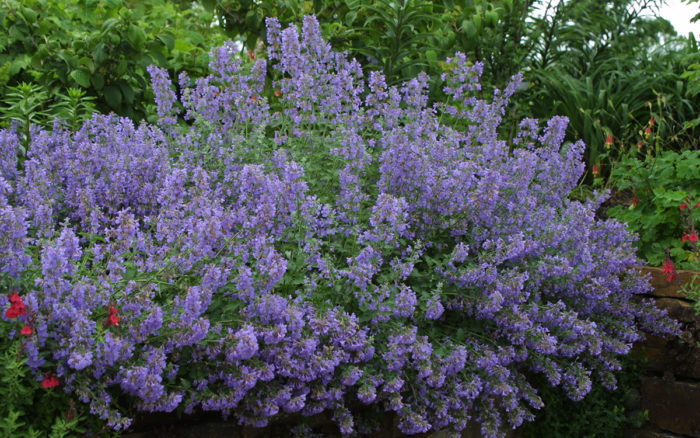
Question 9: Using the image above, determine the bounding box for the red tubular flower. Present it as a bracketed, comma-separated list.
[681, 203, 688, 211]
[5, 292, 26, 319]
[106, 304, 120, 327]
[662, 257, 676, 282]
[20, 324, 32, 335]
[631, 196, 639, 207]
[274, 89, 282, 97]
[645, 126, 652, 136]
[604, 134, 613, 148]
[248, 49, 255, 60]
[694, 201, 700, 209]
[649, 117, 656, 126]
[5, 305, 24, 319]
[592, 164, 600, 177]
[42, 373, 59, 389]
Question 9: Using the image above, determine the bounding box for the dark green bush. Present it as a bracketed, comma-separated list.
[0, 0, 227, 122]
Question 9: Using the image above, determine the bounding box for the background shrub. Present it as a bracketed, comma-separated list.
[0, 0, 226, 123]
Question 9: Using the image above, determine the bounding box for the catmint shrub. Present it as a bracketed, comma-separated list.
[0, 15, 679, 438]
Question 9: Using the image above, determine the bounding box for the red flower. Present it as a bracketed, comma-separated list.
[649, 117, 656, 126]
[631, 196, 638, 207]
[274, 89, 282, 97]
[605, 133, 613, 148]
[662, 257, 676, 282]
[645, 126, 652, 136]
[106, 304, 119, 327]
[247, 49, 254, 60]
[637, 140, 643, 149]
[694, 201, 700, 209]
[681, 203, 688, 211]
[5, 292, 26, 319]
[42, 373, 59, 389]
[682, 232, 698, 243]
[20, 324, 33, 335]
[592, 164, 600, 177]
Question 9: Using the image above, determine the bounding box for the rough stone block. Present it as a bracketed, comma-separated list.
[636, 266, 700, 300]
[654, 298, 697, 323]
[625, 428, 688, 438]
[641, 377, 700, 437]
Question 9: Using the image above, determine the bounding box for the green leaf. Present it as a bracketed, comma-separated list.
[117, 60, 127, 76]
[8, 55, 30, 76]
[157, 33, 175, 51]
[183, 30, 205, 46]
[103, 0, 122, 9]
[100, 18, 119, 34]
[173, 39, 194, 52]
[91, 72, 104, 90]
[93, 43, 108, 66]
[69, 69, 91, 88]
[9, 25, 26, 41]
[104, 85, 122, 109]
[118, 80, 134, 104]
[20, 7, 37, 23]
[127, 24, 147, 50]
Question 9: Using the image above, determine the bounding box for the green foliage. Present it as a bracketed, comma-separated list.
[521, 356, 648, 438]
[523, 0, 700, 179]
[0, 0, 226, 122]
[607, 150, 700, 269]
[1, 83, 96, 157]
[347, 0, 440, 85]
[443, 0, 535, 89]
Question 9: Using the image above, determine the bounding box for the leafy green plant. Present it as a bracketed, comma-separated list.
[347, 0, 440, 85]
[0, 0, 226, 121]
[51, 88, 98, 131]
[0, 82, 49, 156]
[1, 83, 97, 162]
[523, 0, 699, 180]
[607, 150, 700, 269]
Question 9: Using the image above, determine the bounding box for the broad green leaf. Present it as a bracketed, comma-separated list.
[127, 24, 147, 50]
[100, 18, 119, 34]
[104, 85, 122, 109]
[118, 80, 134, 104]
[91, 72, 104, 90]
[69, 69, 91, 88]
[157, 33, 175, 51]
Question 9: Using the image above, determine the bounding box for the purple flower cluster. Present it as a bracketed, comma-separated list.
[0, 15, 678, 437]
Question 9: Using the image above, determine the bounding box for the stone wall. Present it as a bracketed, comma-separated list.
[629, 267, 700, 438]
